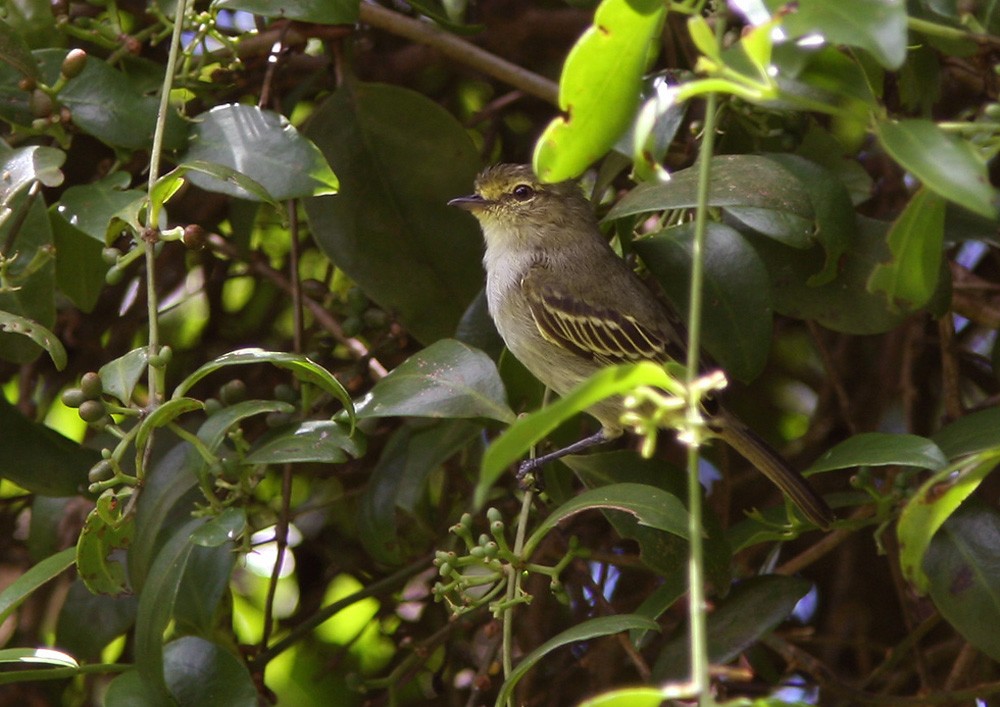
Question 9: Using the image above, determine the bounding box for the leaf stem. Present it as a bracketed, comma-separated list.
[501, 487, 533, 706]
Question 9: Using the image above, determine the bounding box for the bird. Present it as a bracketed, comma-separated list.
[448, 163, 834, 529]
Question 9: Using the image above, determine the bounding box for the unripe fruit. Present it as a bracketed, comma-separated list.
[61, 49, 88, 79]
[80, 371, 103, 399]
[78, 399, 105, 423]
[61, 387, 86, 408]
[29, 89, 54, 118]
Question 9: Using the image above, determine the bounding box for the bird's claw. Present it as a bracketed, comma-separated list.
[516, 458, 544, 492]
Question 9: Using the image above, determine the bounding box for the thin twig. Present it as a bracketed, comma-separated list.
[775, 504, 875, 576]
[807, 321, 858, 435]
[937, 316, 964, 421]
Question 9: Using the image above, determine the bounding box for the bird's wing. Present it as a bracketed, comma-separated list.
[521, 269, 685, 367]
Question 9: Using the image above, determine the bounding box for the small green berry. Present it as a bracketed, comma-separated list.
[78, 399, 105, 423]
[80, 371, 103, 399]
[60, 48, 88, 79]
[61, 387, 86, 408]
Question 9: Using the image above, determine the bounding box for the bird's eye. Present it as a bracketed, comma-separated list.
[511, 184, 535, 201]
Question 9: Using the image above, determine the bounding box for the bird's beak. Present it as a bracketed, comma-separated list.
[447, 194, 487, 211]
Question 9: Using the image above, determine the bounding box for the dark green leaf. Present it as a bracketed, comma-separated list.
[303, 81, 483, 344]
[49, 208, 108, 312]
[163, 636, 257, 707]
[806, 432, 948, 474]
[56, 579, 138, 661]
[0, 19, 40, 78]
[876, 119, 997, 219]
[868, 188, 947, 312]
[215, 0, 358, 23]
[0, 144, 64, 203]
[0, 311, 66, 370]
[932, 406, 1000, 459]
[356, 339, 514, 424]
[0, 395, 96, 496]
[189, 507, 246, 548]
[245, 420, 363, 465]
[496, 614, 660, 706]
[0, 547, 74, 626]
[653, 575, 811, 680]
[99, 348, 149, 405]
[635, 222, 773, 382]
[52, 175, 142, 243]
[136, 397, 205, 455]
[533, 0, 667, 181]
[166, 160, 277, 209]
[924, 502, 1000, 662]
[173, 544, 237, 634]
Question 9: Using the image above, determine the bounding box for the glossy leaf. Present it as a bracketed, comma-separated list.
[766, 0, 908, 69]
[477, 361, 684, 507]
[495, 614, 660, 707]
[163, 636, 257, 706]
[876, 119, 997, 219]
[99, 348, 149, 405]
[189, 508, 246, 548]
[806, 432, 948, 475]
[0, 547, 74, 626]
[173, 348, 353, 425]
[868, 188, 947, 312]
[896, 450, 1000, 592]
[245, 420, 363, 465]
[635, 221, 773, 382]
[356, 339, 514, 424]
[183, 104, 338, 201]
[523, 483, 690, 557]
[49, 208, 108, 312]
[0, 144, 65, 202]
[172, 544, 237, 634]
[76, 493, 135, 596]
[52, 174, 142, 243]
[0, 395, 96, 496]
[304, 81, 483, 344]
[533, 0, 666, 181]
[216, 0, 358, 23]
[653, 575, 811, 680]
[358, 420, 480, 564]
[924, 502, 1000, 662]
[0, 311, 66, 370]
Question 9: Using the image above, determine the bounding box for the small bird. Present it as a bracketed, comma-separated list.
[449, 163, 834, 529]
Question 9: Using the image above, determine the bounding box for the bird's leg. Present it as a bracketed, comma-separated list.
[516, 429, 611, 489]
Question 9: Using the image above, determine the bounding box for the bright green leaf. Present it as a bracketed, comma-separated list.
[76, 493, 135, 596]
[0, 647, 78, 668]
[0, 547, 74, 626]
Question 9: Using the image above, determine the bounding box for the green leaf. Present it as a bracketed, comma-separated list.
[215, 0, 358, 23]
[173, 348, 353, 425]
[523, 483, 689, 557]
[478, 362, 681, 507]
[0, 145, 65, 205]
[533, 0, 666, 181]
[52, 175, 143, 243]
[896, 450, 1000, 592]
[652, 575, 811, 680]
[0, 547, 74, 626]
[607, 155, 815, 250]
[924, 502, 1000, 662]
[162, 636, 258, 707]
[876, 119, 997, 219]
[868, 188, 947, 312]
[184, 104, 338, 201]
[76, 493, 135, 596]
[577, 687, 669, 707]
[0, 311, 66, 370]
[161, 160, 277, 211]
[0, 19, 40, 79]
[303, 81, 483, 344]
[57, 50, 187, 150]
[0, 647, 78, 668]
[135, 397, 205, 456]
[245, 420, 363, 465]
[356, 339, 514, 424]
[806, 432, 948, 474]
[0, 395, 96, 496]
[173, 544, 237, 634]
[358, 420, 480, 564]
[495, 615, 660, 707]
[932, 405, 1000, 459]
[766, 0, 908, 69]
[49, 208, 108, 312]
[55, 579, 138, 661]
[99, 348, 149, 405]
[189, 508, 246, 548]
[635, 222, 773, 382]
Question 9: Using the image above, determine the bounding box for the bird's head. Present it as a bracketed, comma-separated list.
[448, 164, 595, 250]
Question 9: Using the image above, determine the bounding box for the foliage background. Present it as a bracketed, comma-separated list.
[1, 0, 1000, 705]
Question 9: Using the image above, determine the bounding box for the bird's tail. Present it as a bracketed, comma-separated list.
[715, 411, 834, 529]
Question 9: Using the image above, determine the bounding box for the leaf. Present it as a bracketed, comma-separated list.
[932, 405, 1000, 459]
[523, 483, 689, 557]
[49, 208, 108, 312]
[766, 0, 908, 69]
[924, 502, 1000, 662]
[303, 81, 483, 344]
[355, 339, 514, 424]
[477, 361, 682, 506]
[135, 397, 205, 456]
[876, 119, 997, 219]
[0, 19, 39, 79]
[495, 614, 660, 707]
[0, 144, 65, 204]
[358, 420, 480, 564]
[76, 493, 135, 596]
[52, 175, 143, 243]
[215, 0, 358, 23]
[189, 508, 247, 548]
[896, 450, 1000, 592]
[55, 579, 138, 661]
[867, 188, 947, 312]
[805, 432, 948, 474]
[173, 348, 353, 425]
[0, 647, 78, 668]
[183, 104, 338, 201]
[608, 155, 815, 250]
[164, 160, 277, 210]
[533, 0, 666, 181]
[99, 348, 149, 405]
[0, 311, 66, 370]
[245, 420, 363, 465]
[0, 547, 75, 626]
[0, 395, 97, 496]
[635, 221, 773, 382]
[162, 636, 258, 707]
[652, 575, 812, 680]
[172, 544, 237, 634]
[577, 687, 669, 707]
